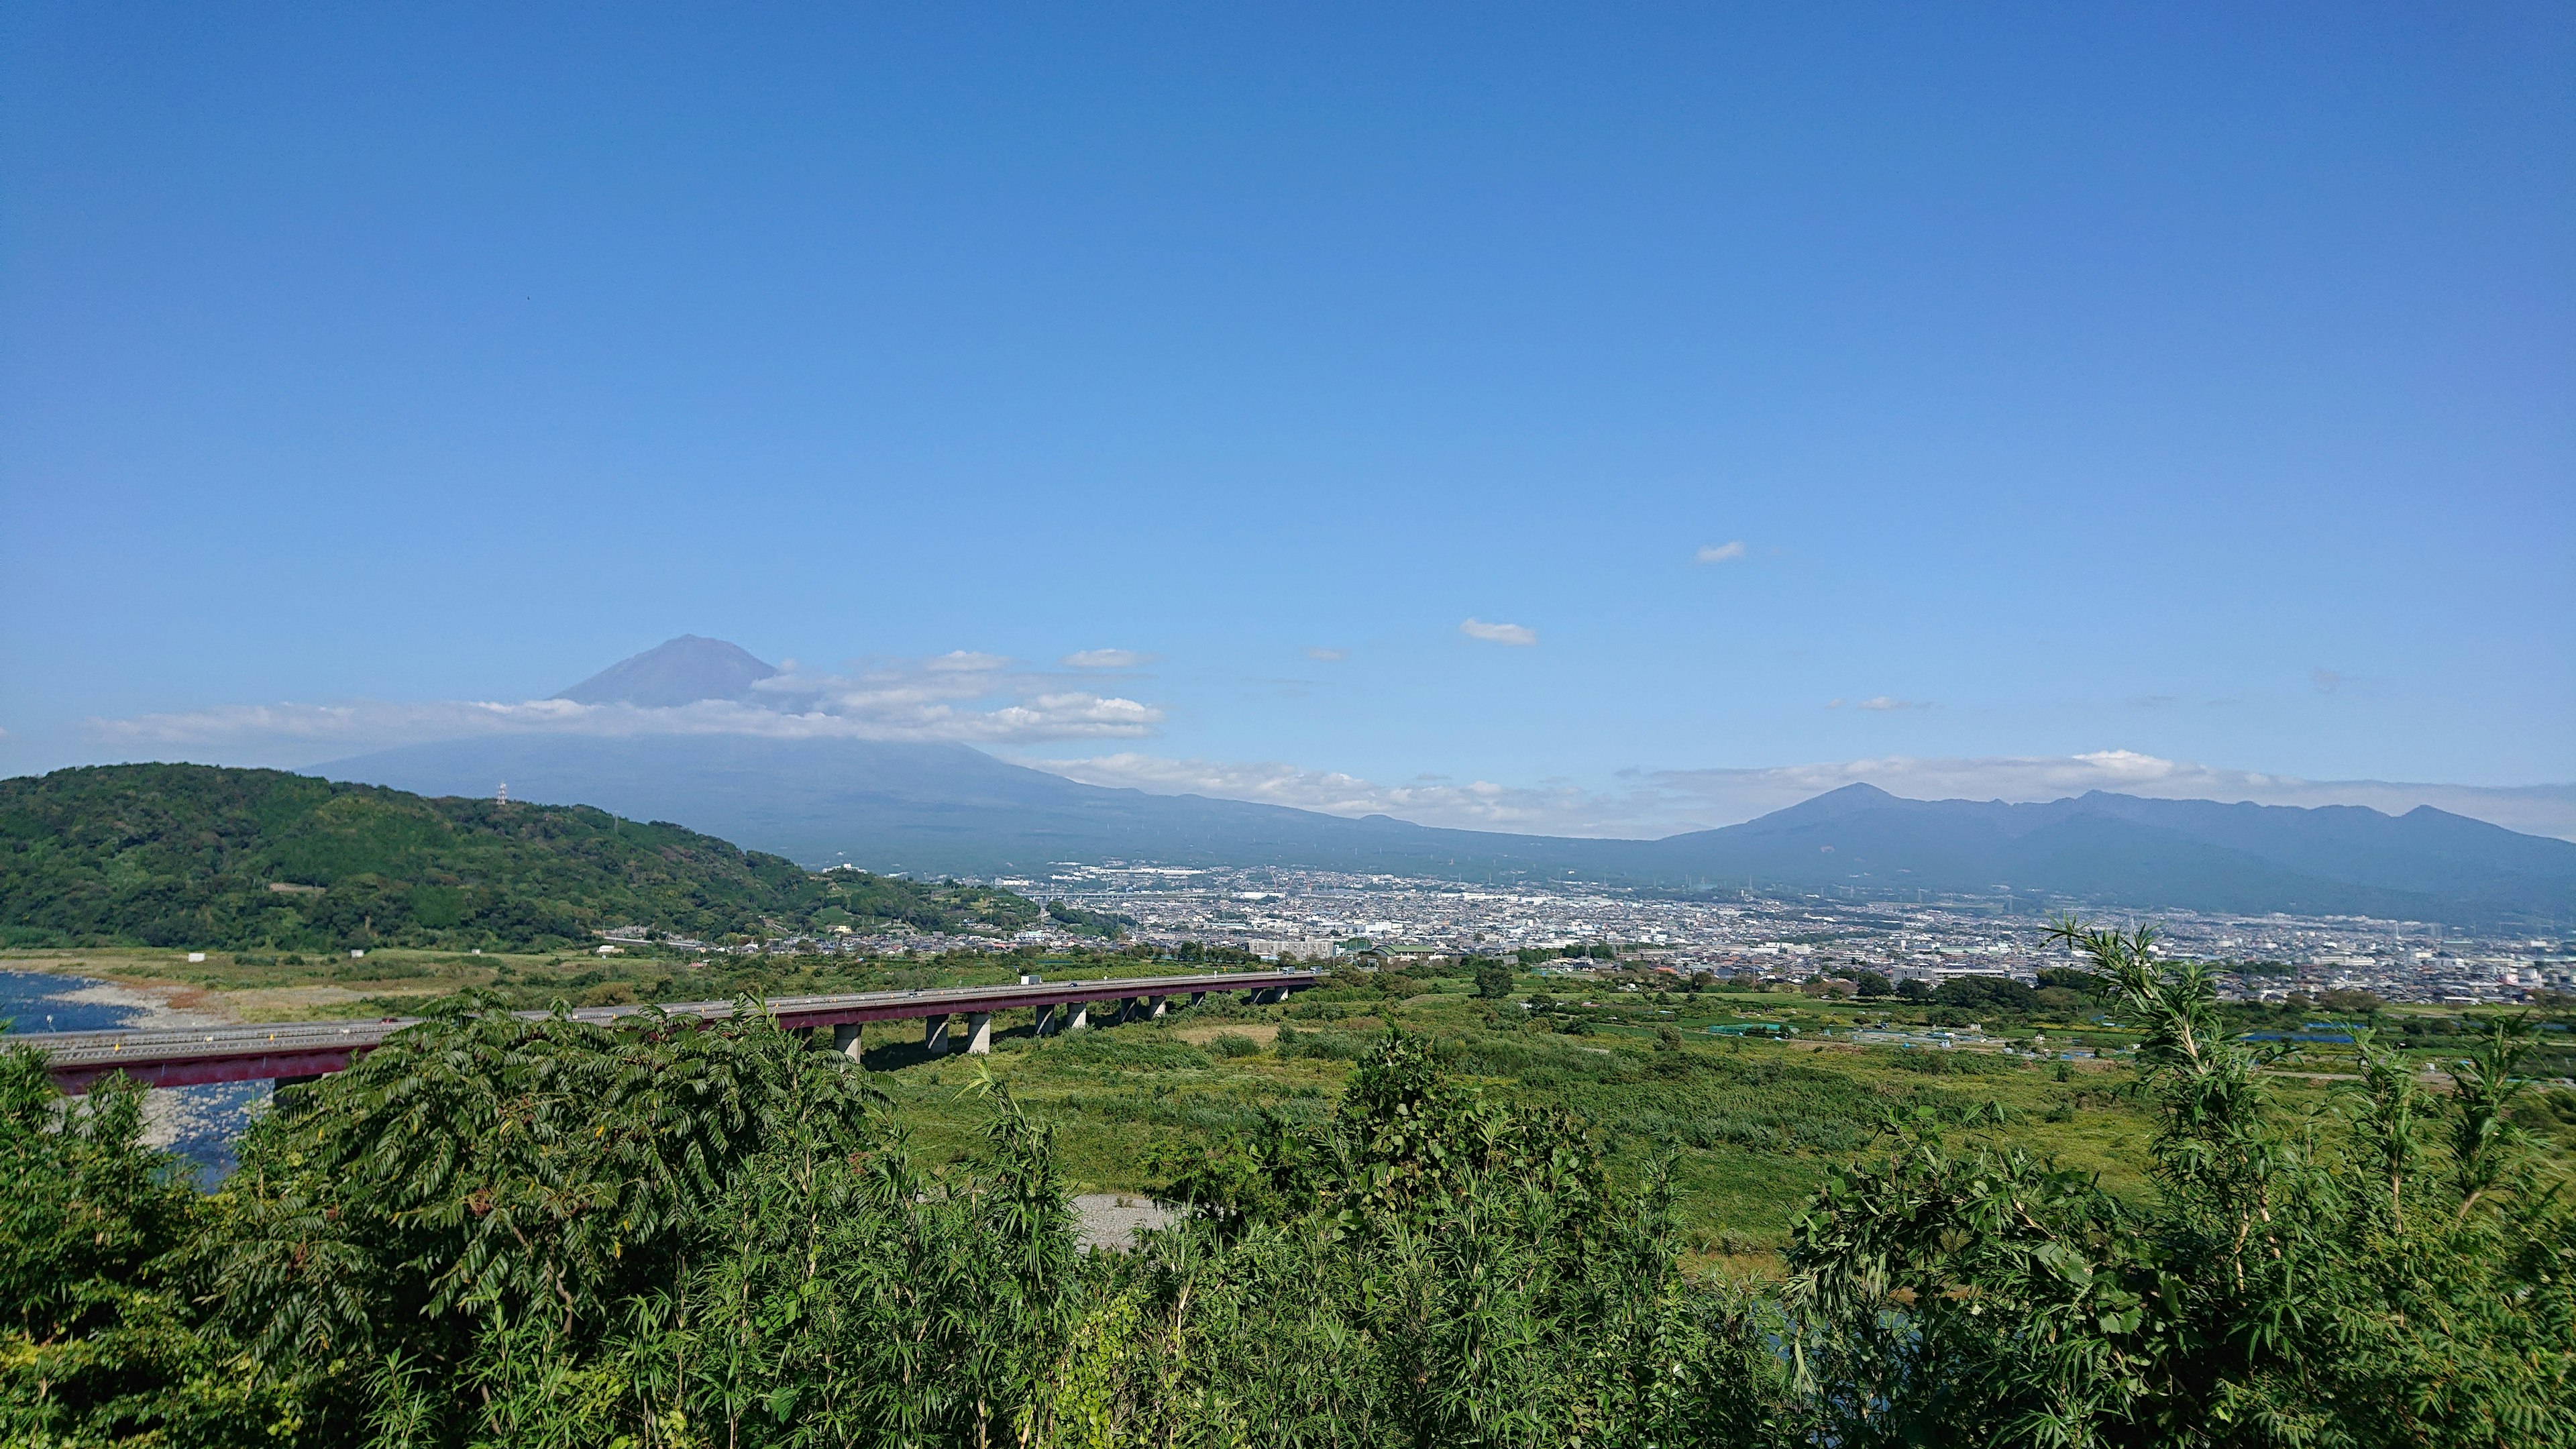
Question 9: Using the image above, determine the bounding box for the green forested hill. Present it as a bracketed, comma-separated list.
[0, 763, 1036, 952]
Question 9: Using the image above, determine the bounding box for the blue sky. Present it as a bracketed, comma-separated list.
[4, 4, 2571, 835]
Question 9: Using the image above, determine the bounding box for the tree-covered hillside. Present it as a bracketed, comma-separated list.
[0, 763, 1036, 952]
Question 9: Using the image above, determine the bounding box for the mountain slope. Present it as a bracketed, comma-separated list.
[322, 733, 1591, 878]
[2041, 792, 2576, 906]
[555, 635, 778, 707]
[0, 763, 1036, 952]
[1643, 786, 2574, 921]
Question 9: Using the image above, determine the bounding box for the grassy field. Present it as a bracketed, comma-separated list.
[11, 947, 2570, 1272]
[860, 980, 2200, 1269]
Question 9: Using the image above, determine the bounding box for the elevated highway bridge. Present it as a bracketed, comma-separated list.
[28, 969, 1318, 1094]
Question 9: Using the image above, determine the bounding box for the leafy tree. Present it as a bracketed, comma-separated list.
[1933, 973, 2041, 1014]
[1044, 899, 1132, 940]
[1471, 956, 1513, 1000]
[0, 1050, 297, 1445]
[1852, 969, 1894, 998]
[2037, 965, 2113, 996]
[1780, 918, 2576, 1448]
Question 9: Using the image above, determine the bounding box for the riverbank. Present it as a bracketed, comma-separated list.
[0, 964, 266, 1171]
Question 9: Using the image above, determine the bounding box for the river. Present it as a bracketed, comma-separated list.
[0, 967, 270, 1181]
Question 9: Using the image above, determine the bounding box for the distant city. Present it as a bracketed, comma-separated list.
[643, 863, 2573, 1007]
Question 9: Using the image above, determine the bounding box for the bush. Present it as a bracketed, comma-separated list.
[1043, 1032, 1212, 1071]
[5, 934, 2567, 1448]
[1782, 920, 2576, 1448]
[1273, 1024, 1377, 1061]
[1889, 1049, 2016, 1077]
[1208, 1032, 1260, 1059]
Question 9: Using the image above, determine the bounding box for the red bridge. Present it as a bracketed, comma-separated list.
[30, 969, 1318, 1094]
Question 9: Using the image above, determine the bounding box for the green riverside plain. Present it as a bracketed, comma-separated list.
[17, 945, 2569, 1270]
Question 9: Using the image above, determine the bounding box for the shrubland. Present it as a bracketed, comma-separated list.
[5, 922, 2573, 1446]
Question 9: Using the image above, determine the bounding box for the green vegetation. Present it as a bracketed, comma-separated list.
[6, 922, 2572, 1446]
[0, 764, 1036, 953]
[1042, 900, 1132, 939]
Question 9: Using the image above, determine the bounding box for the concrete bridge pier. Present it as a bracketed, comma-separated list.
[965, 1013, 993, 1055]
[1116, 997, 1139, 1024]
[833, 1022, 862, 1061]
[1147, 995, 1168, 1020]
[1187, 991, 1205, 1009]
[1067, 1004, 1089, 1031]
[1032, 1005, 1057, 1036]
[923, 1015, 952, 1056]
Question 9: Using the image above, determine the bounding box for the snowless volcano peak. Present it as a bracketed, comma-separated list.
[553, 636, 778, 708]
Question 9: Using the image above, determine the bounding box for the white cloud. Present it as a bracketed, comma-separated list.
[87, 650, 1167, 761]
[1020, 752, 1651, 833]
[1062, 648, 1155, 669]
[1303, 647, 1348, 662]
[1693, 541, 1747, 564]
[1856, 696, 1931, 711]
[1460, 618, 1538, 646]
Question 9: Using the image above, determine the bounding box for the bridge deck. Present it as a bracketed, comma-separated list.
[24, 969, 1318, 1093]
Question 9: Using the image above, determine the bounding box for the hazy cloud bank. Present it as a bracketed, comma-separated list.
[1018, 751, 1656, 834]
[89, 651, 1163, 761]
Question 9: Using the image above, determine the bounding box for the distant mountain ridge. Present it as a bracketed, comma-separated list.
[321, 740, 2576, 926]
[305, 635, 2576, 926]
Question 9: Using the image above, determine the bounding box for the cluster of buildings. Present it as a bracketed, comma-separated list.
[584, 865, 2571, 1007]
[999, 863, 2574, 1006]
